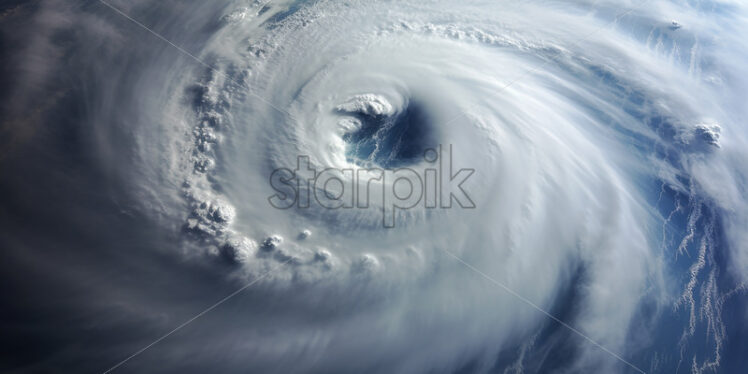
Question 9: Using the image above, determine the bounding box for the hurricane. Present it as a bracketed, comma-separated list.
[1, 0, 747, 373]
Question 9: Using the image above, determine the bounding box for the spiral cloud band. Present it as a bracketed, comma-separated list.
[1, 0, 747, 373]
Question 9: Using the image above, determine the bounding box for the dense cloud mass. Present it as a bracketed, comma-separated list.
[1, 0, 748, 373]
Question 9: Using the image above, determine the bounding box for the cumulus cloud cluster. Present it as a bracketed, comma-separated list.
[1, 0, 748, 373]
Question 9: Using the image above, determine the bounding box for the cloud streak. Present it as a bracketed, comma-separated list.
[1, 0, 747, 373]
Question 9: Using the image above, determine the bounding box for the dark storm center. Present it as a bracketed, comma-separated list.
[337, 101, 437, 168]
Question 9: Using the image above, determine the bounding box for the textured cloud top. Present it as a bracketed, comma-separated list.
[1, 0, 747, 373]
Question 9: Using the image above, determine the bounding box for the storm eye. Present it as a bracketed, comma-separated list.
[339, 101, 437, 168]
